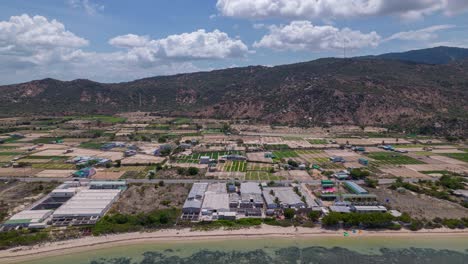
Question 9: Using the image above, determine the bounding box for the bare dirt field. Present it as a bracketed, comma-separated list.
[0, 168, 43, 177]
[372, 186, 468, 219]
[112, 183, 191, 214]
[429, 155, 467, 165]
[380, 167, 430, 179]
[288, 170, 311, 181]
[121, 154, 165, 165]
[91, 170, 125, 180]
[404, 164, 468, 174]
[35, 170, 74, 178]
[246, 152, 273, 163]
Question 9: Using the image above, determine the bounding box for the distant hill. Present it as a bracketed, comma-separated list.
[0, 56, 467, 135]
[366, 46, 468, 64]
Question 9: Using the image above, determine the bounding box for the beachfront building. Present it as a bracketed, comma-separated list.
[52, 189, 121, 226]
[262, 187, 305, 209]
[182, 183, 208, 220]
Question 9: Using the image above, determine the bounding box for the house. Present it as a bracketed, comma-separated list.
[343, 181, 368, 195]
[358, 158, 369, 166]
[124, 150, 137, 157]
[72, 167, 96, 178]
[200, 156, 211, 164]
[330, 156, 345, 163]
[382, 145, 394, 151]
[333, 170, 350, 180]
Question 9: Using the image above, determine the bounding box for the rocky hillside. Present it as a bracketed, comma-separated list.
[0, 58, 467, 135]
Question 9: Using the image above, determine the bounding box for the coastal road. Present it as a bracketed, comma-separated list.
[0, 176, 432, 185]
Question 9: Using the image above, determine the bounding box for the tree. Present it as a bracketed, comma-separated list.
[287, 159, 298, 168]
[284, 208, 295, 219]
[177, 167, 186, 175]
[364, 178, 378, 188]
[158, 180, 165, 187]
[308, 211, 321, 222]
[187, 167, 199, 176]
[115, 160, 121, 168]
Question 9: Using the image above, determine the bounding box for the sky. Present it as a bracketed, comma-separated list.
[1, 0, 468, 85]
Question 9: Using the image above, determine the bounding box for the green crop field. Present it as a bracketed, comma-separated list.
[73, 115, 126, 124]
[308, 139, 328, 144]
[223, 161, 247, 172]
[79, 141, 104, 149]
[245, 171, 285, 181]
[272, 150, 299, 159]
[367, 152, 425, 165]
[264, 144, 290, 150]
[441, 153, 468, 163]
[32, 163, 76, 169]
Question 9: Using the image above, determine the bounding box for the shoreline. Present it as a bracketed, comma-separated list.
[1, 225, 468, 263]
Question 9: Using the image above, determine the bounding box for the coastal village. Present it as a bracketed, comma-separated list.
[0, 113, 467, 249]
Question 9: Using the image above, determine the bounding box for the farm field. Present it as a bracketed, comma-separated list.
[245, 171, 284, 181]
[176, 151, 241, 163]
[221, 161, 247, 172]
[441, 153, 468, 163]
[32, 163, 76, 169]
[366, 152, 426, 165]
[308, 139, 328, 144]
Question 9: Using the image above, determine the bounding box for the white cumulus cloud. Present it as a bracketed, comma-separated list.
[216, 0, 464, 20]
[253, 21, 380, 51]
[109, 30, 250, 61]
[0, 14, 250, 84]
[385, 24, 456, 42]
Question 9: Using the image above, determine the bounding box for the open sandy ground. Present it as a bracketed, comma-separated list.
[1, 225, 467, 263]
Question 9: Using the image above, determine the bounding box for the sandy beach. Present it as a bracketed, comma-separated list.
[1, 225, 468, 263]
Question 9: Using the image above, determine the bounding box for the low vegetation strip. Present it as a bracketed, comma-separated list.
[92, 208, 180, 235]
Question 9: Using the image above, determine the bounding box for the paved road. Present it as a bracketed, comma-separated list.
[0, 176, 432, 185]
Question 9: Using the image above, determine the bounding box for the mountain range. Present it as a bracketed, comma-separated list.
[0, 46, 467, 135]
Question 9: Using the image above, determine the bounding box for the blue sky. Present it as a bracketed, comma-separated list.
[0, 0, 467, 84]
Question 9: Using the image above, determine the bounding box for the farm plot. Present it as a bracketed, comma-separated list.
[245, 171, 284, 181]
[247, 162, 274, 171]
[440, 153, 468, 163]
[32, 163, 76, 169]
[366, 152, 426, 165]
[221, 161, 247, 172]
[307, 139, 328, 144]
[272, 150, 299, 159]
[176, 151, 241, 163]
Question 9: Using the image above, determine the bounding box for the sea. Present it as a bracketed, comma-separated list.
[14, 236, 468, 264]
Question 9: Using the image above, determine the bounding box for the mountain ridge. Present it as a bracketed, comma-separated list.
[1, 48, 467, 135]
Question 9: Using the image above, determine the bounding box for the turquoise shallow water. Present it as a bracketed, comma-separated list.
[15, 236, 468, 264]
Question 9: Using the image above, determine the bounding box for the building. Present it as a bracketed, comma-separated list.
[343, 181, 368, 195]
[333, 170, 350, 180]
[352, 205, 387, 213]
[2, 210, 53, 229]
[72, 167, 96, 178]
[182, 183, 208, 216]
[52, 189, 121, 226]
[330, 156, 345, 163]
[263, 187, 305, 209]
[89, 181, 127, 190]
[358, 158, 369, 166]
[220, 154, 247, 161]
[201, 192, 230, 215]
[240, 182, 262, 195]
[199, 156, 211, 164]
